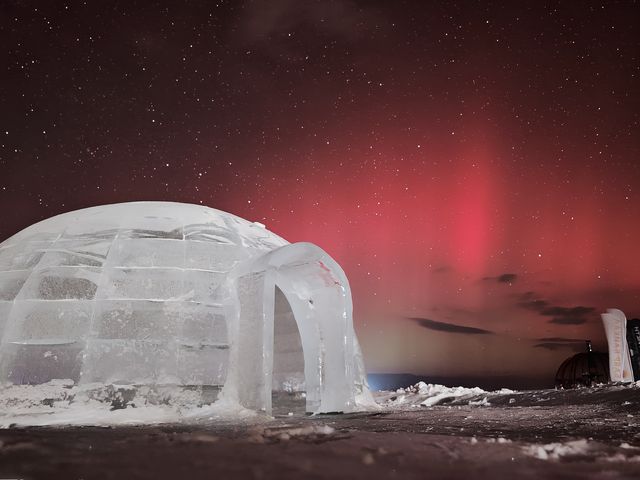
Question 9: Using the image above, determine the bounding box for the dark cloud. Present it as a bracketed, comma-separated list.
[516, 292, 594, 325]
[537, 337, 585, 343]
[519, 298, 550, 311]
[517, 292, 549, 311]
[497, 273, 518, 284]
[408, 317, 493, 335]
[545, 306, 595, 325]
[533, 342, 586, 352]
[483, 273, 518, 284]
[534, 337, 588, 351]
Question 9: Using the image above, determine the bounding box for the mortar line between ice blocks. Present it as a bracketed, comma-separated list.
[32, 258, 244, 273]
[176, 253, 193, 389]
[10, 236, 54, 301]
[220, 216, 246, 248]
[80, 229, 122, 383]
[7, 339, 83, 346]
[87, 299, 225, 307]
[0, 300, 18, 381]
[177, 342, 229, 348]
[0, 264, 46, 380]
[84, 338, 229, 348]
[107, 266, 232, 274]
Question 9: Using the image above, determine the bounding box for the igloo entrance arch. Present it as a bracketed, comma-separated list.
[0, 202, 371, 415]
[225, 242, 362, 414]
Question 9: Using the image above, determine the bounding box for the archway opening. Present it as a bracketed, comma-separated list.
[227, 242, 361, 414]
[271, 286, 306, 415]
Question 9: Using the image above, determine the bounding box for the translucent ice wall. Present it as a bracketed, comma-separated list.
[0, 202, 373, 416]
[223, 242, 372, 414]
[0, 202, 285, 389]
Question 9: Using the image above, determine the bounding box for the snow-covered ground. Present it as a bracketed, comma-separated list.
[1, 379, 639, 427]
[0, 379, 518, 427]
[1, 381, 639, 479]
[0, 380, 259, 427]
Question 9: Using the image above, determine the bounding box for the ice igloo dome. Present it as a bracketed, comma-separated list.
[0, 202, 372, 414]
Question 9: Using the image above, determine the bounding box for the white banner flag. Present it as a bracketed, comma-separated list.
[601, 308, 634, 382]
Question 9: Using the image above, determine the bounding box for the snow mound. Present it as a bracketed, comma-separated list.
[0, 380, 257, 427]
[375, 382, 516, 408]
[525, 439, 591, 460]
[524, 439, 640, 463]
[249, 424, 336, 443]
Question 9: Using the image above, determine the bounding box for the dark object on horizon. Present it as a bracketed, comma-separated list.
[555, 340, 610, 389]
[627, 319, 640, 381]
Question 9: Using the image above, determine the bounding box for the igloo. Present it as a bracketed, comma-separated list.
[0, 202, 371, 414]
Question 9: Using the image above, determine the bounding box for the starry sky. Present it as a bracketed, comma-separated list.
[1, 1, 639, 388]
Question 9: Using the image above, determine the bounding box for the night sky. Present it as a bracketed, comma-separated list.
[1, 1, 639, 387]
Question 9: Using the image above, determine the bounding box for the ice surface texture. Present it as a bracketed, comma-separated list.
[0, 202, 371, 414]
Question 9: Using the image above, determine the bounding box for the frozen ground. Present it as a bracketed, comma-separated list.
[1, 382, 639, 479]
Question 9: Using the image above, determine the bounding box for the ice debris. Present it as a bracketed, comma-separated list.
[375, 382, 516, 408]
[524, 439, 591, 460]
